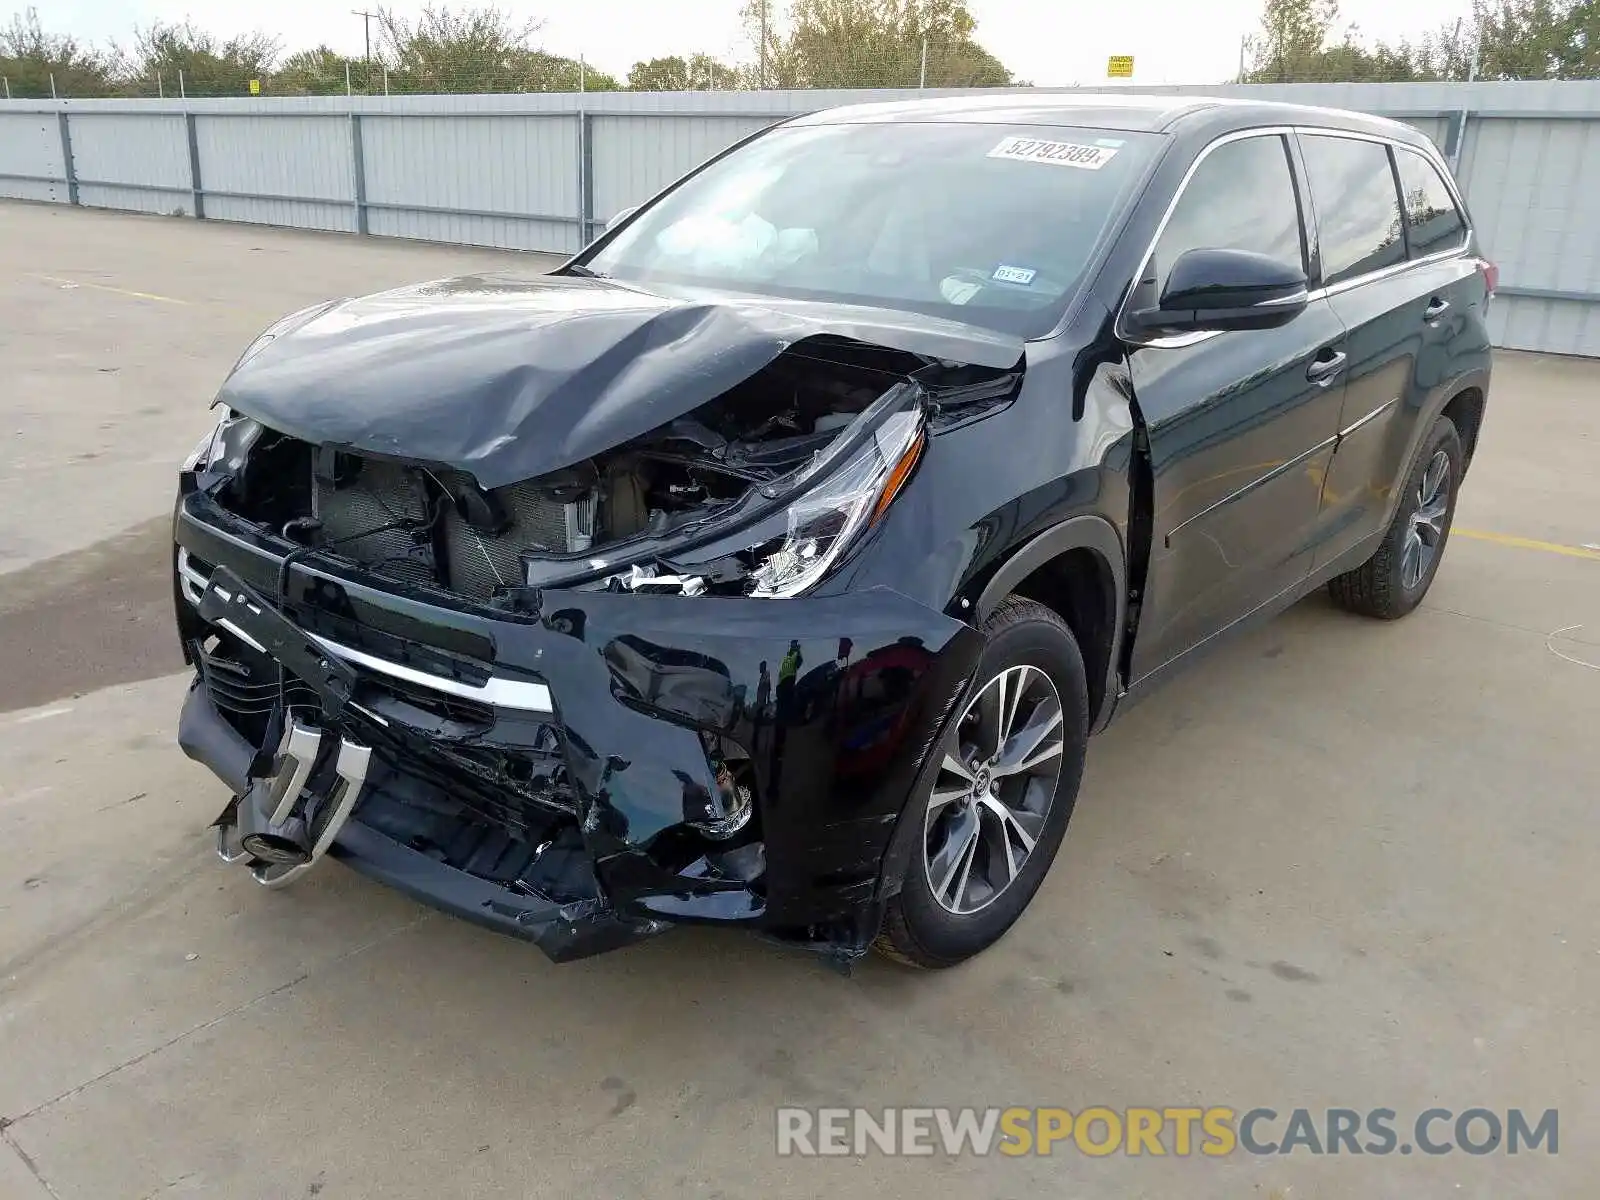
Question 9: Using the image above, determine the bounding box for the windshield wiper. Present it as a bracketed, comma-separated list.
[562, 263, 607, 279]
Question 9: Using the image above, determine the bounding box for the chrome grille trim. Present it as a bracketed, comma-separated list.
[177, 548, 554, 714]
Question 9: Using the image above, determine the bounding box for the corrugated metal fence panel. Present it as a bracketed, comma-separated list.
[4, 84, 1600, 354]
[1462, 117, 1600, 294]
[196, 114, 355, 232]
[68, 113, 191, 215]
[1490, 296, 1600, 356]
[361, 113, 580, 253]
[0, 110, 64, 201]
[591, 113, 782, 221]
[1397, 115, 1449, 152]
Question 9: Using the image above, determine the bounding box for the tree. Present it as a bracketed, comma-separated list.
[1241, 0, 1600, 81]
[0, 6, 117, 97]
[627, 53, 745, 90]
[121, 20, 279, 96]
[1469, 0, 1600, 77]
[1244, 0, 1354, 81]
[742, 0, 1017, 89]
[376, 5, 618, 93]
[274, 46, 365, 95]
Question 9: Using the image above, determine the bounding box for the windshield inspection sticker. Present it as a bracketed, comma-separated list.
[992, 265, 1037, 285]
[988, 135, 1119, 170]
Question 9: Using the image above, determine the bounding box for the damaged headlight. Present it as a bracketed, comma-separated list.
[749, 386, 925, 598]
[184, 410, 263, 474]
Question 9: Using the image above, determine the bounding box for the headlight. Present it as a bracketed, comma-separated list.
[749, 387, 925, 598]
[184, 410, 262, 474]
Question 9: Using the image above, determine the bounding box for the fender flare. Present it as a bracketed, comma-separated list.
[974, 513, 1127, 732]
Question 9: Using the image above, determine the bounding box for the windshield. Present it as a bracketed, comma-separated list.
[581, 121, 1162, 339]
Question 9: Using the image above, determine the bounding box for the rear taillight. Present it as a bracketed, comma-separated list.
[1479, 258, 1499, 297]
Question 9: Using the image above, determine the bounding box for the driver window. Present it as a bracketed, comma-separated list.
[1151, 135, 1306, 297]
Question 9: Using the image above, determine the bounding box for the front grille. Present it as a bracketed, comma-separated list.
[197, 633, 318, 716]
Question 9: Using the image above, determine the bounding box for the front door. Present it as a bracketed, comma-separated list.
[1125, 132, 1349, 680]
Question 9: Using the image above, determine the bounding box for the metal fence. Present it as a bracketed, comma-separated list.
[3, 81, 1599, 356]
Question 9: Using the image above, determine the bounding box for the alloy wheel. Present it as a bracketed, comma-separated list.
[923, 664, 1065, 915]
[1402, 449, 1452, 590]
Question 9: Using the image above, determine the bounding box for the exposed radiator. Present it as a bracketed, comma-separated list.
[312, 459, 437, 586]
[312, 457, 592, 599]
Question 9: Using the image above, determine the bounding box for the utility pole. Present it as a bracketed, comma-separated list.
[579, 54, 586, 93]
[50, 71, 57, 99]
[759, 0, 768, 88]
[919, 36, 928, 87]
[352, 9, 377, 93]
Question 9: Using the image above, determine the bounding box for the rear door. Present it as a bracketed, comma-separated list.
[1300, 134, 1483, 569]
[1125, 131, 1349, 681]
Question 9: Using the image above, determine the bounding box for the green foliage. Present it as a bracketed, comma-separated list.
[121, 19, 280, 97]
[1242, 0, 1600, 81]
[0, 6, 116, 97]
[627, 54, 747, 91]
[275, 46, 368, 96]
[742, 0, 1016, 88]
[5, 0, 1593, 99]
[374, 6, 618, 94]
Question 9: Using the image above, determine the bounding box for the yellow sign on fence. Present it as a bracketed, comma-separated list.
[1107, 56, 1134, 78]
[249, 79, 261, 95]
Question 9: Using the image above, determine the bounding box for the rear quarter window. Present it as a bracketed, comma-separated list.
[1394, 147, 1468, 258]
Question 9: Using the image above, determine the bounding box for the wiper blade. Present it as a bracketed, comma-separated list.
[562, 263, 607, 279]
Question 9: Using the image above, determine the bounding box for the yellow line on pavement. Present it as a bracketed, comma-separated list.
[1454, 528, 1600, 561]
[33, 274, 189, 305]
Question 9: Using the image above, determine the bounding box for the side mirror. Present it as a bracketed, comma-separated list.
[605, 205, 639, 234]
[1133, 247, 1308, 334]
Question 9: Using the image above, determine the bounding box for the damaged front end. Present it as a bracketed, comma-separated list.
[174, 304, 1007, 962]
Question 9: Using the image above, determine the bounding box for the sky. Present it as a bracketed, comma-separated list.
[36, 0, 1462, 87]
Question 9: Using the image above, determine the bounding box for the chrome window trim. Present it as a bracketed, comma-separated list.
[1117, 123, 1476, 349]
[177, 548, 556, 715]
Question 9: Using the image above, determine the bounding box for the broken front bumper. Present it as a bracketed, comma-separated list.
[172, 492, 983, 962]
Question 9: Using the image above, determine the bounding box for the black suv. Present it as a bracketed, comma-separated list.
[173, 94, 1492, 968]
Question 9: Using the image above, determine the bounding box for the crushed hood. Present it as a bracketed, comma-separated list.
[218, 272, 1025, 489]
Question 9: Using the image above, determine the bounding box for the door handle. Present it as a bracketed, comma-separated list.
[1424, 297, 1451, 321]
[1306, 350, 1347, 384]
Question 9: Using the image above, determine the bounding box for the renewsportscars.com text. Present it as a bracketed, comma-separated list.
[775, 1106, 1558, 1158]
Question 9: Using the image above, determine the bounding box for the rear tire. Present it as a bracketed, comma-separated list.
[1328, 415, 1462, 620]
[875, 597, 1089, 969]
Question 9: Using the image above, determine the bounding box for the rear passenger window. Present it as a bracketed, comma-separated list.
[1151, 134, 1305, 295]
[1299, 135, 1405, 286]
[1394, 147, 1467, 257]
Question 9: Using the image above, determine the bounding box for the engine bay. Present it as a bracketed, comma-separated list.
[208, 337, 1015, 603]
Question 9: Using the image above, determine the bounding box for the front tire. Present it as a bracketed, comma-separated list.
[1328, 415, 1462, 620]
[875, 597, 1089, 969]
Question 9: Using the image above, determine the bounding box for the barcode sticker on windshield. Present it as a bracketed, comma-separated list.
[988, 136, 1119, 170]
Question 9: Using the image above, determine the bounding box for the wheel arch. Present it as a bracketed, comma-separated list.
[974, 515, 1126, 733]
